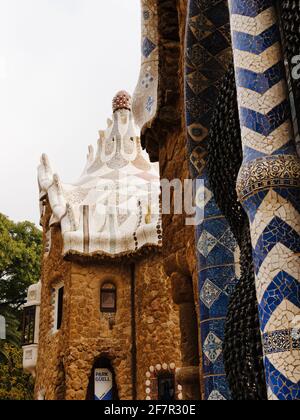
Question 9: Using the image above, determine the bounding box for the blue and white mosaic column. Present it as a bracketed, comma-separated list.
[185, 0, 239, 400]
[230, 0, 300, 400]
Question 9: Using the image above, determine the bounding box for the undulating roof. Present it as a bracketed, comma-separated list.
[38, 92, 162, 259]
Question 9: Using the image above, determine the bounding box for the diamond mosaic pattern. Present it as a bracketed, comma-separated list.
[185, 1, 232, 177]
[200, 279, 222, 309]
[142, 37, 156, 58]
[208, 390, 226, 400]
[185, 0, 239, 400]
[203, 332, 223, 363]
[197, 230, 218, 257]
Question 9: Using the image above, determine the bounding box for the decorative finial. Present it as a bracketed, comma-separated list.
[112, 91, 132, 113]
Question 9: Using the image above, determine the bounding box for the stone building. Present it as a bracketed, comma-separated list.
[22, 92, 186, 401]
[23, 0, 300, 401]
[131, 0, 300, 401]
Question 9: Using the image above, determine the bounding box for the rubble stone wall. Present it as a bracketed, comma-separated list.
[35, 204, 182, 400]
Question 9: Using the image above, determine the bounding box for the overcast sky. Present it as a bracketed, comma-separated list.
[0, 0, 141, 226]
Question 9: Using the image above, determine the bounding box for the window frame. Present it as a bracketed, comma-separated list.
[53, 284, 64, 333]
[100, 283, 117, 314]
[56, 286, 64, 331]
[22, 306, 36, 346]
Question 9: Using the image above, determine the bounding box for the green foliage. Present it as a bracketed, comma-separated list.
[0, 213, 42, 400]
[0, 213, 42, 307]
[0, 307, 21, 363]
[0, 344, 34, 400]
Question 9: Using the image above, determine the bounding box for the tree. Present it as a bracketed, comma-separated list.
[0, 344, 34, 400]
[0, 214, 42, 308]
[0, 214, 42, 399]
[0, 306, 21, 363]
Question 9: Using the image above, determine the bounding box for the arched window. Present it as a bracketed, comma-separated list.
[100, 283, 116, 313]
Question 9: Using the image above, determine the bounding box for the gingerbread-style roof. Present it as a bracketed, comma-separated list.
[38, 93, 162, 259]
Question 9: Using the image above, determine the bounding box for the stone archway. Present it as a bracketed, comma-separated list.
[86, 357, 119, 401]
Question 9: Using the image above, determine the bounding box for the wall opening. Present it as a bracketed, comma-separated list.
[22, 306, 36, 346]
[86, 357, 119, 401]
[179, 278, 200, 368]
[56, 286, 64, 330]
[171, 272, 201, 400]
[157, 372, 176, 401]
[100, 283, 117, 313]
[51, 281, 65, 334]
[145, 364, 180, 400]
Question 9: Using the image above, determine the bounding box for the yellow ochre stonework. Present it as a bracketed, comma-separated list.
[24, 0, 202, 401]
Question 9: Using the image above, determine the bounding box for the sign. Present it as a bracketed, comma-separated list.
[0, 316, 6, 340]
[94, 368, 113, 401]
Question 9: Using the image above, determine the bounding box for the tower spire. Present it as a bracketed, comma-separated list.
[112, 91, 132, 113]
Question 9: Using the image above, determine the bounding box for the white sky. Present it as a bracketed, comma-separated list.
[0, 0, 141, 225]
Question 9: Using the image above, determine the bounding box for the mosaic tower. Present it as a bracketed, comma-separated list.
[184, 0, 239, 400]
[229, 0, 300, 400]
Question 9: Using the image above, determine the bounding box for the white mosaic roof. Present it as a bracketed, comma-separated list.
[38, 93, 162, 258]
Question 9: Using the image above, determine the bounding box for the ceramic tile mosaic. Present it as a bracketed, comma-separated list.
[230, 0, 300, 400]
[185, 0, 239, 400]
[132, 0, 159, 130]
[38, 92, 161, 258]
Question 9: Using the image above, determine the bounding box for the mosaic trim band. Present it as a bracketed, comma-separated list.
[230, 0, 300, 400]
[132, 0, 159, 130]
[185, 0, 239, 400]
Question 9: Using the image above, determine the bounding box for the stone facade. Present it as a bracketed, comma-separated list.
[22, 0, 300, 402]
[30, 0, 201, 401]
[134, 0, 202, 399]
[135, 253, 181, 400]
[33, 202, 181, 400]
